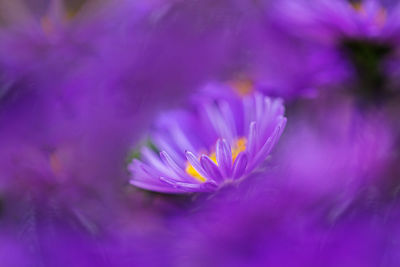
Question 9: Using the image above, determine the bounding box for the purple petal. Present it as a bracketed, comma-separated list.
[201, 180, 219, 191]
[204, 103, 234, 144]
[255, 93, 264, 123]
[216, 138, 232, 178]
[232, 152, 248, 179]
[243, 95, 256, 128]
[249, 117, 287, 171]
[264, 97, 272, 114]
[219, 101, 237, 139]
[141, 147, 175, 177]
[258, 97, 272, 133]
[129, 159, 160, 179]
[271, 98, 285, 117]
[160, 177, 204, 192]
[160, 151, 188, 181]
[170, 124, 196, 152]
[247, 121, 258, 158]
[130, 180, 183, 194]
[268, 117, 287, 150]
[159, 176, 179, 187]
[185, 150, 209, 181]
[277, 117, 288, 139]
[129, 160, 182, 192]
[153, 134, 184, 164]
[200, 155, 223, 183]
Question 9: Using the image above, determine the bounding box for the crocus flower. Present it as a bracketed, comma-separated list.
[129, 88, 287, 193]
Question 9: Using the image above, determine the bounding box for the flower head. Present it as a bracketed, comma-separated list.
[262, 0, 400, 101]
[129, 89, 287, 193]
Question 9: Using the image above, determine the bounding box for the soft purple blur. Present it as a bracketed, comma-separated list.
[0, 0, 399, 266]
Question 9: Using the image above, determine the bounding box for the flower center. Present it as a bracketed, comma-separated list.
[229, 78, 254, 97]
[185, 138, 247, 182]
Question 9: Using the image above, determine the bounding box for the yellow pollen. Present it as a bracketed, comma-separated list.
[185, 138, 247, 182]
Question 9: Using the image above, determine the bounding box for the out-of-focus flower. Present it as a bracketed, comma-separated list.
[161, 96, 400, 265]
[0, 0, 253, 193]
[272, 92, 395, 200]
[0, 1, 254, 264]
[171, 181, 400, 267]
[0, 0, 399, 266]
[249, 0, 400, 100]
[129, 89, 287, 193]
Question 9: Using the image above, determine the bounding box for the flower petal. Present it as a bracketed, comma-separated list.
[232, 152, 248, 179]
[142, 147, 174, 177]
[247, 121, 258, 158]
[185, 150, 209, 181]
[160, 151, 188, 181]
[249, 117, 287, 171]
[216, 138, 232, 178]
[204, 103, 234, 143]
[159, 176, 203, 192]
[200, 155, 223, 183]
[130, 179, 183, 194]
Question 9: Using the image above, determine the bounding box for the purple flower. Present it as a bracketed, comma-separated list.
[249, 0, 400, 99]
[129, 88, 287, 193]
[274, 0, 389, 40]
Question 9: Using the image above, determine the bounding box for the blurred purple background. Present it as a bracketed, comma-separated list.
[0, 0, 399, 266]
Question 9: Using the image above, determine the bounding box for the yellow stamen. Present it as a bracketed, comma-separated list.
[185, 138, 247, 182]
[233, 138, 247, 159]
[185, 160, 208, 182]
